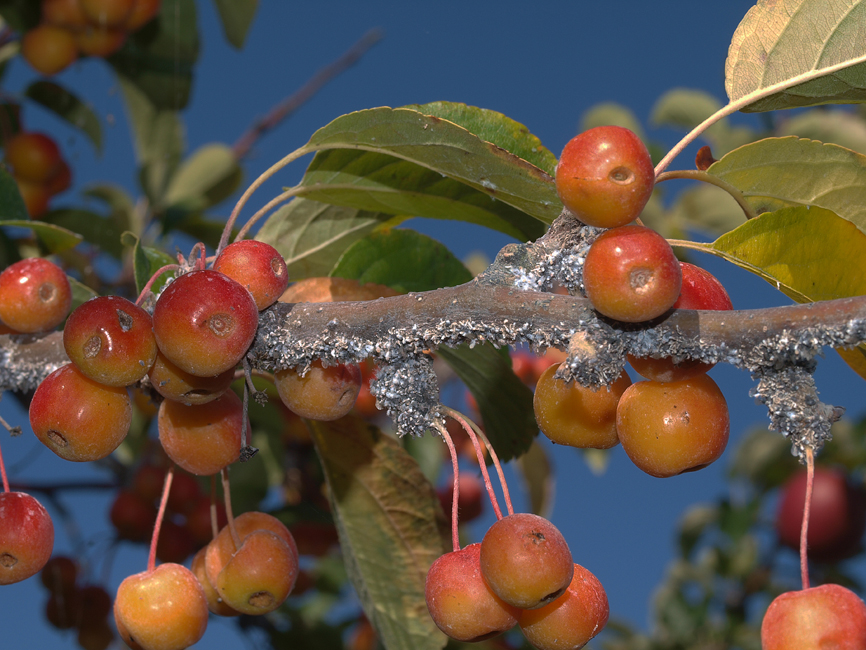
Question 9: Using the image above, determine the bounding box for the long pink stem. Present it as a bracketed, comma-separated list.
[443, 409, 502, 520]
[470, 425, 514, 516]
[221, 467, 241, 550]
[0, 442, 9, 493]
[135, 264, 179, 306]
[800, 448, 815, 590]
[435, 422, 461, 552]
[209, 475, 219, 540]
[147, 465, 174, 572]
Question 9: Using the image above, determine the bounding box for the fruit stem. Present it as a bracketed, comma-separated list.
[221, 467, 242, 551]
[210, 475, 219, 540]
[468, 424, 514, 517]
[800, 447, 815, 591]
[135, 264, 180, 307]
[218, 144, 315, 256]
[655, 170, 758, 220]
[442, 407, 503, 520]
[148, 464, 175, 573]
[434, 421, 462, 552]
[0, 441, 9, 493]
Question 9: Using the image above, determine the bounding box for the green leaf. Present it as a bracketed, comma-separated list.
[331, 229, 472, 293]
[121, 231, 176, 295]
[116, 74, 184, 205]
[109, 0, 199, 110]
[302, 107, 557, 239]
[211, 0, 258, 48]
[310, 416, 449, 650]
[404, 102, 558, 175]
[516, 439, 553, 518]
[0, 220, 82, 253]
[708, 137, 866, 234]
[163, 143, 242, 212]
[581, 102, 646, 142]
[255, 197, 403, 280]
[696, 206, 866, 379]
[40, 209, 124, 258]
[777, 109, 866, 155]
[726, 0, 866, 112]
[24, 81, 102, 153]
[669, 184, 746, 237]
[68, 276, 98, 311]
[437, 345, 537, 463]
[0, 166, 29, 221]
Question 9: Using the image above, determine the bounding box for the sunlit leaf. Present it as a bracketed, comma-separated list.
[211, 0, 258, 48]
[708, 137, 866, 233]
[726, 0, 866, 112]
[331, 229, 472, 293]
[24, 81, 102, 153]
[310, 416, 449, 650]
[109, 0, 199, 110]
[121, 231, 176, 295]
[693, 206, 866, 378]
[0, 220, 82, 252]
[303, 107, 558, 237]
[256, 197, 403, 280]
[163, 143, 242, 211]
[404, 102, 558, 175]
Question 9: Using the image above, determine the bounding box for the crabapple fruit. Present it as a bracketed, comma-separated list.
[42, 0, 89, 28]
[125, 0, 161, 30]
[0, 491, 54, 585]
[152, 269, 259, 377]
[4, 132, 63, 183]
[30, 363, 132, 462]
[63, 295, 158, 386]
[148, 349, 234, 405]
[616, 375, 729, 478]
[275, 359, 362, 421]
[213, 240, 289, 310]
[0, 257, 72, 333]
[75, 26, 127, 57]
[534, 364, 631, 449]
[425, 543, 520, 642]
[555, 125, 655, 228]
[80, 0, 134, 27]
[21, 24, 78, 75]
[480, 512, 574, 610]
[582, 225, 682, 323]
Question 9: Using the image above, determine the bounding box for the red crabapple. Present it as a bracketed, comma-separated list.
[148, 349, 235, 405]
[0, 257, 72, 333]
[213, 240, 289, 310]
[582, 225, 682, 323]
[275, 359, 362, 421]
[480, 512, 574, 610]
[0, 491, 54, 585]
[109, 490, 156, 542]
[30, 363, 132, 462]
[42, 0, 90, 28]
[4, 133, 63, 183]
[21, 24, 78, 75]
[152, 269, 259, 377]
[63, 295, 158, 387]
[80, 0, 134, 27]
[555, 126, 655, 228]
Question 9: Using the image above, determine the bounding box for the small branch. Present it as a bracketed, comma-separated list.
[232, 28, 384, 160]
[656, 169, 758, 220]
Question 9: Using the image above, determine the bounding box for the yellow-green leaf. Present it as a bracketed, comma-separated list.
[0, 220, 82, 253]
[310, 417, 449, 650]
[725, 0, 866, 112]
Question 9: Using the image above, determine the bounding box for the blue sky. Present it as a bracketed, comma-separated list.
[5, 1, 866, 648]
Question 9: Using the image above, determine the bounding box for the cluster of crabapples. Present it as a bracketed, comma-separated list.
[4, 130, 72, 218]
[0, 236, 373, 649]
[21, 0, 161, 75]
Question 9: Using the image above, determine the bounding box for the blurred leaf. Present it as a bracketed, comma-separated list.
[0, 219, 82, 252]
[40, 209, 124, 258]
[437, 345, 537, 463]
[0, 227, 19, 269]
[678, 504, 718, 558]
[211, 0, 258, 48]
[0, 102, 21, 136]
[256, 197, 403, 280]
[116, 75, 184, 205]
[83, 184, 135, 215]
[109, 0, 199, 110]
[729, 427, 797, 491]
[580, 448, 610, 476]
[172, 214, 235, 251]
[310, 416, 449, 650]
[516, 439, 554, 518]
[68, 276, 98, 311]
[778, 109, 866, 154]
[405, 102, 558, 175]
[163, 143, 242, 211]
[709, 137, 866, 233]
[331, 229, 472, 293]
[403, 433, 445, 486]
[670, 184, 746, 237]
[726, 1, 866, 112]
[696, 206, 866, 379]
[581, 102, 646, 142]
[303, 107, 557, 238]
[121, 231, 176, 295]
[0, 167, 28, 221]
[24, 81, 102, 153]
